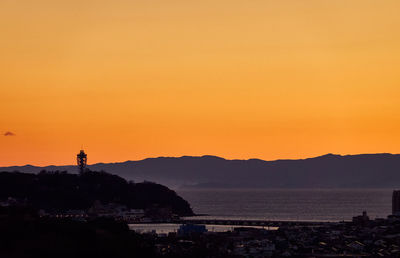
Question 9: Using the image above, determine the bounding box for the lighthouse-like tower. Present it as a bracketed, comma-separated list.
[77, 150, 87, 174]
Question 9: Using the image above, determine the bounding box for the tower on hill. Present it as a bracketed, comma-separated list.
[77, 150, 87, 174]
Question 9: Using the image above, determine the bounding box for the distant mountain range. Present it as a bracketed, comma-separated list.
[2, 153, 400, 189]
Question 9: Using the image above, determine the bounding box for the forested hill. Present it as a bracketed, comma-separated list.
[0, 171, 193, 216]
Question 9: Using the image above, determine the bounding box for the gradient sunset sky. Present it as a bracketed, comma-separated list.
[1, 0, 400, 166]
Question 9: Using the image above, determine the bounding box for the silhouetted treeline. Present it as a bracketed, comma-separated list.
[0, 171, 193, 216]
[0, 206, 158, 258]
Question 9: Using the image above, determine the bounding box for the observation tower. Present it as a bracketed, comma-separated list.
[77, 149, 87, 174]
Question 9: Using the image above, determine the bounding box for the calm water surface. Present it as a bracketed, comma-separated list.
[177, 188, 392, 222]
[128, 224, 272, 234]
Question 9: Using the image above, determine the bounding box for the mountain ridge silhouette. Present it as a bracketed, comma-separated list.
[2, 153, 400, 189]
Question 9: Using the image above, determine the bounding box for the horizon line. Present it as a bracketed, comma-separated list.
[0, 152, 398, 168]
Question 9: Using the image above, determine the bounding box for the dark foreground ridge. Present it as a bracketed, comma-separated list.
[3, 153, 400, 188]
[0, 171, 193, 216]
[0, 207, 160, 258]
[2, 206, 400, 257]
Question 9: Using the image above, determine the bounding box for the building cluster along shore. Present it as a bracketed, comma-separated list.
[150, 215, 400, 257]
[143, 190, 400, 257]
[3, 201, 400, 257]
[0, 197, 178, 223]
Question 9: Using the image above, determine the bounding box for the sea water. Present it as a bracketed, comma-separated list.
[177, 188, 392, 222]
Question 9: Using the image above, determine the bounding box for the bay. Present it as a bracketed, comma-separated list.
[177, 188, 393, 222]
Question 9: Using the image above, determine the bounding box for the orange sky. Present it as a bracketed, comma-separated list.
[1, 0, 400, 166]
